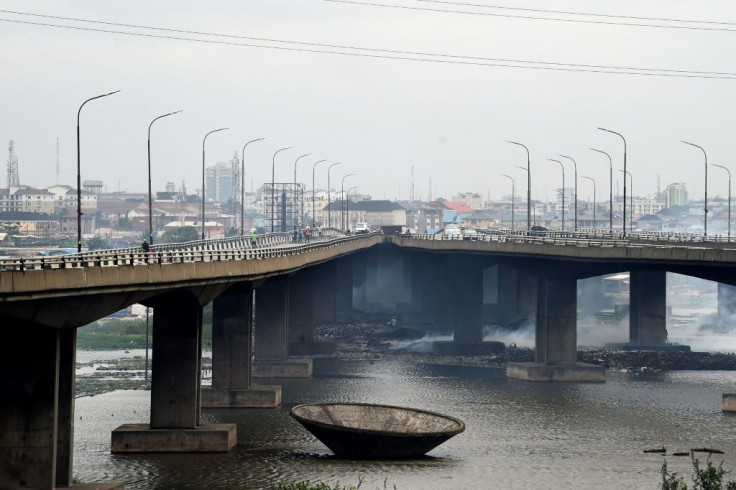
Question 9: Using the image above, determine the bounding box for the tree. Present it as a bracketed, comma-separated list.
[86, 235, 111, 250]
[225, 226, 239, 238]
[117, 216, 132, 230]
[160, 226, 199, 244]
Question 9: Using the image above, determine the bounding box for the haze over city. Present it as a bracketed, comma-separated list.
[2, 0, 736, 203]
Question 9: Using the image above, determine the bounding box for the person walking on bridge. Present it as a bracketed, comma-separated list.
[250, 230, 259, 247]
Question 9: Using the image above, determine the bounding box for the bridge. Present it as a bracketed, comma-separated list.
[1, 228, 735, 489]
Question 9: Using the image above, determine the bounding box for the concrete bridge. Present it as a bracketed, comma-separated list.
[2, 228, 736, 488]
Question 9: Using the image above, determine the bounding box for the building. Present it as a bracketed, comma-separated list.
[452, 192, 483, 210]
[406, 206, 443, 233]
[206, 159, 238, 204]
[666, 183, 688, 207]
[324, 199, 406, 229]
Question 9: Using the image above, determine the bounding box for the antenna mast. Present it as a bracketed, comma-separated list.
[7, 140, 20, 187]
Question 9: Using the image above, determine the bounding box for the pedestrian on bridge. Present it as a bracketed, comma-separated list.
[250, 230, 258, 247]
[304, 227, 312, 243]
[141, 239, 150, 253]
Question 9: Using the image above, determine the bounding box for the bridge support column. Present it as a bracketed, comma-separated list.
[202, 284, 281, 408]
[112, 294, 236, 452]
[483, 264, 519, 326]
[289, 268, 336, 356]
[433, 256, 505, 355]
[718, 283, 736, 328]
[254, 277, 312, 378]
[1, 323, 121, 489]
[335, 257, 355, 323]
[507, 276, 605, 382]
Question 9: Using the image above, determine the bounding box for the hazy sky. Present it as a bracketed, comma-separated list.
[2, 0, 735, 204]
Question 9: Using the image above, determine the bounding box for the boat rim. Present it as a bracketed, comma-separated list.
[290, 402, 466, 437]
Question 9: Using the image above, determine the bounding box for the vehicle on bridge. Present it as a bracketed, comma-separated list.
[354, 222, 370, 234]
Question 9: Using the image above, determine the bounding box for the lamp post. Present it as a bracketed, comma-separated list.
[76, 89, 120, 252]
[346, 186, 358, 230]
[202, 127, 230, 240]
[514, 165, 531, 228]
[241, 137, 265, 235]
[148, 110, 182, 245]
[712, 163, 731, 239]
[548, 158, 565, 231]
[682, 141, 709, 237]
[327, 162, 342, 228]
[619, 169, 633, 232]
[501, 173, 515, 230]
[590, 148, 614, 234]
[341, 173, 355, 230]
[581, 175, 596, 230]
[292, 153, 312, 230]
[311, 159, 327, 228]
[508, 141, 531, 231]
[559, 155, 578, 231]
[271, 146, 292, 232]
[598, 128, 627, 236]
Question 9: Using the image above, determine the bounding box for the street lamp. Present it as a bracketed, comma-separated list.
[271, 146, 292, 232]
[327, 162, 342, 228]
[514, 165, 531, 228]
[346, 186, 358, 230]
[293, 153, 312, 230]
[598, 128, 627, 236]
[501, 174, 514, 230]
[581, 175, 596, 230]
[311, 159, 327, 228]
[76, 89, 120, 252]
[619, 169, 633, 232]
[712, 163, 731, 239]
[241, 137, 265, 235]
[590, 148, 614, 234]
[682, 141, 708, 236]
[202, 127, 230, 240]
[559, 155, 578, 231]
[508, 141, 531, 231]
[341, 173, 355, 230]
[148, 110, 182, 245]
[548, 158, 565, 231]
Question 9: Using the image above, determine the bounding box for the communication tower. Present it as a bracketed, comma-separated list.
[7, 140, 20, 187]
[410, 165, 415, 201]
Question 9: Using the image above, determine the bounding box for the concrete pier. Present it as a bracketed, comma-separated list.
[1, 321, 121, 489]
[254, 277, 312, 378]
[202, 283, 281, 408]
[723, 393, 736, 412]
[433, 256, 505, 355]
[630, 270, 668, 345]
[288, 268, 336, 356]
[112, 293, 236, 452]
[508, 276, 604, 382]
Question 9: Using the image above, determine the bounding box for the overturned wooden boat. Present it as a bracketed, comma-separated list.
[290, 402, 465, 458]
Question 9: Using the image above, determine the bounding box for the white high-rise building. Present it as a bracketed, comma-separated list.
[666, 183, 688, 207]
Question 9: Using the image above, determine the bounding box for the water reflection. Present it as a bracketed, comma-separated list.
[74, 356, 736, 489]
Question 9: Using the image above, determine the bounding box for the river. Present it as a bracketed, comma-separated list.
[73, 354, 736, 489]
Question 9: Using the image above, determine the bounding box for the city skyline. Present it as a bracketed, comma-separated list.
[1, 1, 735, 204]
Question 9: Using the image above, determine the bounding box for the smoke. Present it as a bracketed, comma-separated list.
[483, 321, 534, 348]
[391, 333, 452, 353]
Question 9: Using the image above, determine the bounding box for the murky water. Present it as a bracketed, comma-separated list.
[73, 355, 736, 489]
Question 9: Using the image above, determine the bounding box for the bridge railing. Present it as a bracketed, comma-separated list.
[0, 228, 361, 272]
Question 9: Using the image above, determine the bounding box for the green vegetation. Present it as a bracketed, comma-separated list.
[78, 307, 213, 351]
[274, 478, 396, 490]
[661, 455, 736, 489]
[86, 235, 111, 250]
[161, 226, 199, 244]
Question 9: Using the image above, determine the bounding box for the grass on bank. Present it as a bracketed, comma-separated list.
[77, 305, 213, 350]
[274, 478, 396, 490]
[662, 455, 736, 489]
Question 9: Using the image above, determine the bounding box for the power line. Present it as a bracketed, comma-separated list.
[1, 14, 735, 80]
[419, 0, 736, 27]
[2, 9, 734, 77]
[325, 0, 736, 33]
